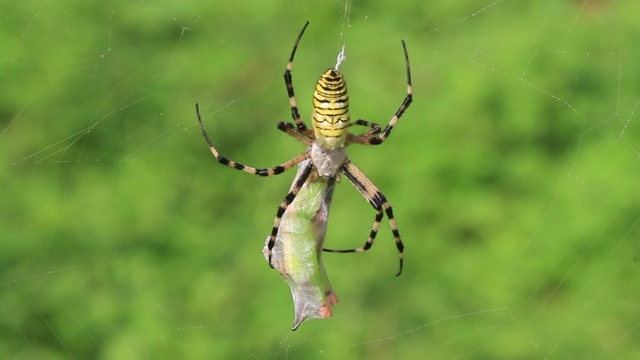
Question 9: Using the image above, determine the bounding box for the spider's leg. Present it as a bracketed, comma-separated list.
[349, 40, 413, 146]
[265, 161, 315, 267]
[284, 22, 314, 138]
[346, 119, 382, 145]
[197, 104, 309, 176]
[277, 121, 314, 146]
[352, 119, 382, 135]
[323, 160, 404, 276]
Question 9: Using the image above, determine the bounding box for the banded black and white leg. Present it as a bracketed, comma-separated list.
[265, 161, 316, 266]
[197, 104, 310, 177]
[349, 40, 413, 146]
[284, 21, 314, 138]
[323, 160, 405, 276]
[347, 119, 382, 144]
[277, 121, 314, 146]
[197, 104, 316, 268]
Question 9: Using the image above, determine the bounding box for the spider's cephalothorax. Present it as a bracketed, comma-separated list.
[196, 21, 412, 276]
[312, 69, 350, 150]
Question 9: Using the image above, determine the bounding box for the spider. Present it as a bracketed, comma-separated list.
[196, 21, 412, 276]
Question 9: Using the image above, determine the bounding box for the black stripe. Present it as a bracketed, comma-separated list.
[313, 94, 349, 104]
[233, 162, 245, 170]
[369, 136, 385, 145]
[314, 122, 349, 130]
[314, 110, 349, 118]
[317, 83, 346, 92]
[255, 165, 285, 176]
[314, 98, 331, 105]
[373, 191, 386, 206]
[321, 79, 343, 85]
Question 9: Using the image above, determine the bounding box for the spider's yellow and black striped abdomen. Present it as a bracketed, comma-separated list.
[312, 69, 350, 150]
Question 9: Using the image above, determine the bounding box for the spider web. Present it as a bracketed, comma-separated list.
[2, 0, 640, 359]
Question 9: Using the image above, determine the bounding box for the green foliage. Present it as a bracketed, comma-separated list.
[2, 0, 640, 358]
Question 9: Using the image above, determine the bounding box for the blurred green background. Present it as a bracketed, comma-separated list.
[2, 0, 640, 358]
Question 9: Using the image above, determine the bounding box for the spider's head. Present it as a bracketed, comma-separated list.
[311, 69, 350, 150]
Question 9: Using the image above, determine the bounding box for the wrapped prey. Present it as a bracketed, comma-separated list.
[263, 159, 339, 330]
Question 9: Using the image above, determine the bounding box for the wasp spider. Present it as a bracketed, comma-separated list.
[196, 21, 412, 275]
